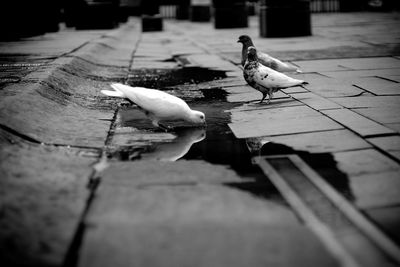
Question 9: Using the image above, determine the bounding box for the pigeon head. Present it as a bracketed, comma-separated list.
[247, 46, 258, 62]
[237, 35, 253, 46]
[188, 110, 206, 125]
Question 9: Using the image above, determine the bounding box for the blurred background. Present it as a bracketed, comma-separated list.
[1, 0, 399, 40]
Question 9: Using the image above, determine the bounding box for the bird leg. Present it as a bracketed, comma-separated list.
[266, 92, 273, 105]
[152, 120, 172, 132]
[259, 92, 267, 104]
[158, 123, 172, 132]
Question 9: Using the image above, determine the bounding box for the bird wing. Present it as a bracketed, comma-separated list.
[258, 51, 300, 72]
[253, 65, 305, 89]
[111, 83, 190, 119]
[257, 52, 278, 70]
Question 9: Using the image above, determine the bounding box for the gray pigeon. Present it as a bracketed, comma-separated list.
[238, 35, 301, 73]
[243, 46, 308, 104]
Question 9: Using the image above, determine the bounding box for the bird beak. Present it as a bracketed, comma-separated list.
[237, 39, 240, 43]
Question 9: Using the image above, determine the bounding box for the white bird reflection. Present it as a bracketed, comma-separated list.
[141, 127, 206, 161]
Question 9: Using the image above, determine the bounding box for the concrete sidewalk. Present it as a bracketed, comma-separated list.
[1, 12, 400, 267]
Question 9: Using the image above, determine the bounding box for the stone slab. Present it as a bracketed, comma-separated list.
[349, 171, 400, 209]
[331, 95, 400, 109]
[80, 181, 337, 267]
[227, 91, 288, 103]
[281, 86, 309, 94]
[0, 131, 94, 266]
[336, 57, 400, 70]
[367, 136, 400, 161]
[229, 106, 343, 138]
[292, 58, 353, 72]
[353, 106, 400, 125]
[290, 92, 342, 110]
[246, 129, 371, 154]
[303, 80, 366, 98]
[353, 77, 400, 95]
[87, 183, 297, 225]
[386, 123, 400, 133]
[320, 68, 400, 79]
[227, 99, 303, 113]
[364, 205, 400, 246]
[79, 222, 338, 267]
[333, 149, 400, 178]
[0, 81, 112, 147]
[321, 108, 396, 137]
[100, 160, 243, 186]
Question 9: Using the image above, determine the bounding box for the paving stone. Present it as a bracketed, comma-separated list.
[292, 58, 353, 72]
[227, 91, 289, 103]
[353, 77, 400, 95]
[80, 182, 338, 267]
[79, 222, 338, 267]
[367, 136, 400, 161]
[303, 79, 366, 98]
[100, 160, 243, 186]
[290, 92, 342, 110]
[0, 79, 113, 147]
[87, 183, 297, 225]
[335, 230, 395, 267]
[333, 149, 400, 177]
[321, 108, 396, 137]
[229, 106, 343, 138]
[321, 68, 400, 79]
[349, 171, 400, 209]
[331, 95, 400, 109]
[281, 86, 309, 94]
[336, 57, 400, 70]
[227, 99, 303, 113]
[378, 75, 400, 83]
[353, 106, 400, 124]
[225, 85, 289, 103]
[364, 205, 400, 246]
[0, 131, 94, 266]
[386, 123, 400, 133]
[246, 129, 371, 154]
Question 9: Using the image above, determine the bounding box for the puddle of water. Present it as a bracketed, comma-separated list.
[258, 142, 353, 201]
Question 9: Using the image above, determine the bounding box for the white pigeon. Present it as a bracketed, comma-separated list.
[142, 127, 206, 161]
[243, 46, 308, 104]
[238, 35, 301, 73]
[101, 83, 206, 130]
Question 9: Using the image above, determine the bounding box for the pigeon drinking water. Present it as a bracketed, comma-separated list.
[101, 83, 206, 130]
[243, 46, 308, 104]
[238, 35, 301, 73]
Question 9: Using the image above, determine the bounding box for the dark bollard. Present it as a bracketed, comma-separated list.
[176, 0, 190, 20]
[339, 0, 365, 12]
[260, 0, 311, 37]
[142, 14, 163, 31]
[213, 0, 248, 29]
[70, 0, 119, 30]
[0, 0, 61, 40]
[141, 0, 163, 32]
[190, 0, 211, 22]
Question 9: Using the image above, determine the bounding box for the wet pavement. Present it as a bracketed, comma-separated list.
[1, 11, 400, 267]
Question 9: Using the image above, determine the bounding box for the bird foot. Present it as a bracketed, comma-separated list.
[158, 123, 173, 132]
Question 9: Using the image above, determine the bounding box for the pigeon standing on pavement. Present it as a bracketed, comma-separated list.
[243, 46, 308, 104]
[101, 83, 206, 130]
[238, 35, 301, 73]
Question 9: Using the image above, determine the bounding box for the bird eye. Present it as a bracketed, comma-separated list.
[200, 115, 204, 119]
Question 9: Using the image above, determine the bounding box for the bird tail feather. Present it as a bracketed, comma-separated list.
[101, 83, 126, 98]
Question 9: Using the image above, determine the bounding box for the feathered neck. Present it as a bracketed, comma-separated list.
[241, 39, 255, 66]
